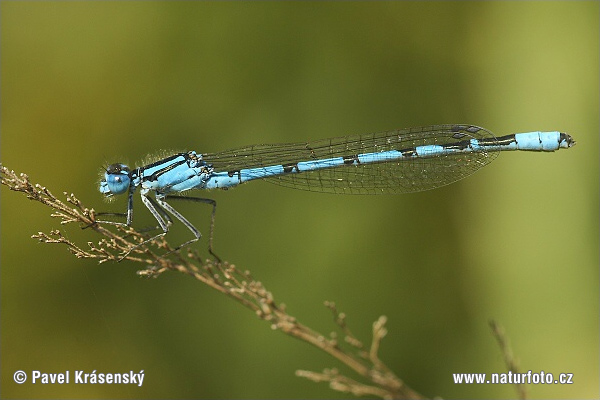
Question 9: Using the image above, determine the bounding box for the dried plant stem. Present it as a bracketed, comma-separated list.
[489, 320, 527, 400]
[1, 165, 425, 399]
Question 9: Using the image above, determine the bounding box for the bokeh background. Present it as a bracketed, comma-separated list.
[1, 2, 598, 399]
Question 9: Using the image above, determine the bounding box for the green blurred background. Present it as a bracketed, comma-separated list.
[1, 1, 598, 399]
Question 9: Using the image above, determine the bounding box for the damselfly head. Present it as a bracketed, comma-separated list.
[99, 163, 131, 196]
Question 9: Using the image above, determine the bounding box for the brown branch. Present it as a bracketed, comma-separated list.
[1, 164, 425, 399]
[489, 320, 527, 400]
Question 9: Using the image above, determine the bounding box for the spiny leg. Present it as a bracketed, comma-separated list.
[146, 195, 174, 227]
[87, 212, 128, 227]
[163, 195, 221, 263]
[116, 193, 171, 261]
[87, 186, 136, 229]
[89, 197, 169, 237]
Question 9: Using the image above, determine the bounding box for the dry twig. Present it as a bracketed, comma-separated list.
[489, 320, 527, 400]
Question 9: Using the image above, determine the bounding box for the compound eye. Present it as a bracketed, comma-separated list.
[101, 164, 131, 195]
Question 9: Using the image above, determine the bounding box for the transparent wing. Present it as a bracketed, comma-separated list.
[202, 124, 499, 194]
